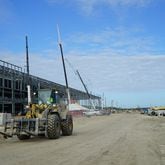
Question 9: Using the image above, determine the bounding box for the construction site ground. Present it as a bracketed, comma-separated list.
[0, 112, 165, 165]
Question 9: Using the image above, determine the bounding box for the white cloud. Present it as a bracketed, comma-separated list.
[68, 54, 165, 93]
[46, 0, 153, 15]
[1, 51, 165, 95]
[1, 26, 161, 96]
[105, 0, 151, 7]
[65, 27, 155, 56]
[2, 25, 162, 95]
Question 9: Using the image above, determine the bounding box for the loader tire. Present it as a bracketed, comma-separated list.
[61, 114, 73, 136]
[47, 114, 61, 139]
[17, 134, 31, 140]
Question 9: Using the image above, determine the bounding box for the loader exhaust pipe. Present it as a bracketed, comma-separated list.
[27, 85, 31, 104]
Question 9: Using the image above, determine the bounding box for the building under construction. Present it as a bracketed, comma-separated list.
[0, 60, 101, 114]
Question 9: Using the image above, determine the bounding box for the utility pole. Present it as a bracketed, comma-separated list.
[25, 36, 30, 75]
[25, 36, 31, 104]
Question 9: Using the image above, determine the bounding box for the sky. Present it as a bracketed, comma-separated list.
[0, 0, 165, 108]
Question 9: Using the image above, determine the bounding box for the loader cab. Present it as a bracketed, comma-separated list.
[37, 89, 64, 105]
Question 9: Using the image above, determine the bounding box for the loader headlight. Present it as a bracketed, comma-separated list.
[25, 105, 30, 109]
[53, 104, 57, 107]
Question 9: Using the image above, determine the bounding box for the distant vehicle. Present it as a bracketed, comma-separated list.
[148, 106, 165, 116]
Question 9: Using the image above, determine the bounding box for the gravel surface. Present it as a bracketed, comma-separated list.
[0, 113, 165, 165]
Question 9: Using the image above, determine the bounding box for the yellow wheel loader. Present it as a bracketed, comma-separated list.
[0, 29, 74, 140]
[0, 88, 73, 140]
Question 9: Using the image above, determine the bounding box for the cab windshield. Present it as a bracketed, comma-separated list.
[38, 90, 52, 104]
[37, 89, 63, 104]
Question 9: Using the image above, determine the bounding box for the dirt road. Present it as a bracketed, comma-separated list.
[0, 113, 165, 165]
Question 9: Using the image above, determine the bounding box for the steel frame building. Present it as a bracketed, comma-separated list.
[0, 60, 101, 114]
